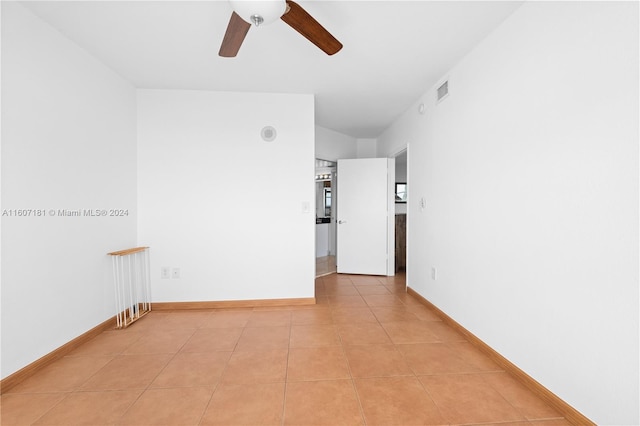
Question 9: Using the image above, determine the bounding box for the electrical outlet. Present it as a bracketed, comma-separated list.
[431, 267, 437, 280]
[172, 268, 180, 279]
[161, 267, 170, 279]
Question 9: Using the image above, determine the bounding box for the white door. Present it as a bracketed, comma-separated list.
[336, 158, 393, 275]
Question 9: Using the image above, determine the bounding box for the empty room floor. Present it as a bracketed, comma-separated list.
[1, 273, 572, 425]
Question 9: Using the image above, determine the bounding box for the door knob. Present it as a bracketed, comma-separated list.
[338, 220, 347, 224]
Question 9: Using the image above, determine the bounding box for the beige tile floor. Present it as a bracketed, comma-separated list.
[0, 273, 572, 425]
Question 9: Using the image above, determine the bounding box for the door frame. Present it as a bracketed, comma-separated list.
[391, 146, 409, 286]
[386, 157, 396, 276]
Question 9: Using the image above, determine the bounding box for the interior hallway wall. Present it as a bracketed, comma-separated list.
[315, 125, 357, 161]
[377, 2, 639, 424]
[356, 138, 377, 158]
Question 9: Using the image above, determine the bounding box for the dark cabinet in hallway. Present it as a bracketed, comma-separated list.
[395, 214, 406, 272]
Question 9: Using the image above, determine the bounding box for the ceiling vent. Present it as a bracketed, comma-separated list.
[261, 126, 277, 142]
[437, 80, 449, 102]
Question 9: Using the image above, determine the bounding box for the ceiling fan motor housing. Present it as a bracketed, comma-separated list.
[229, 0, 286, 26]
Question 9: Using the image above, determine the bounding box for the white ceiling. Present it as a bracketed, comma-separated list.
[20, 0, 522, 138]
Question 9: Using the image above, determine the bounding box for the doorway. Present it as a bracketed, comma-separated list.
[393, 149, 408, 273]
[315, 159, 337, 277]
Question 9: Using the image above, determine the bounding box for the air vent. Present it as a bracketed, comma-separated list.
[437, 80, 449, 102]
[261, 126, 277, 142]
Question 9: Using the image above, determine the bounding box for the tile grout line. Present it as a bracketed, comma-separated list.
[201, 310, 257, 424]
[370, 275, 451, 425]
[118, 319, 199, 424]
[65, 327, 155, 425]
[194, 310, 228, 426]
[341, 275, 369, 426]
[280, 315, 294, 426]
[28, 315, 196, 425]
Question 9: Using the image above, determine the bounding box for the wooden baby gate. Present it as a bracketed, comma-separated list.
[108, 247, 152, 329]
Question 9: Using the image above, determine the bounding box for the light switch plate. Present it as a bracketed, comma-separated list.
[172, 268, 180, 279]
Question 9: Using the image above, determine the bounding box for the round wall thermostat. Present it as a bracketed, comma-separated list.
[261, 126, 277, 142]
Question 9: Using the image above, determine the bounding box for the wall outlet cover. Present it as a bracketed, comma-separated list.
[161, 267, 170, 279]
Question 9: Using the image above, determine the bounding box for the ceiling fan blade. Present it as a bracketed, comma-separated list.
[280, 0, 342, 55]
[219, 12, 251, 57]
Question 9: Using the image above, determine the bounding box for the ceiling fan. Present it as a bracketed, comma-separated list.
[219, 0, 343, 57]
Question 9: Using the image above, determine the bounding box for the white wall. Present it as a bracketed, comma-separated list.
[378, 2, 638, 424]
[315, 223, 330, 257]
[315, 181, 325, 218]
[1, 2, 137, 378]
[395, 160, 407, 183]
[137, 89, 315, 302]
[356, 138, 377, 158]
[315, 125, 357, 161]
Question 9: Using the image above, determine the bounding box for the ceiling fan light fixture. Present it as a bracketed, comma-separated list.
[229, 0, 286, 27]
[250, 14, 264, 26]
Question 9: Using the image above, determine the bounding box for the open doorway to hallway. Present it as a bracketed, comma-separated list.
[316, 151, 406, 278]
[315, 159, 337, 277]
[394, 149, 408, 274]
